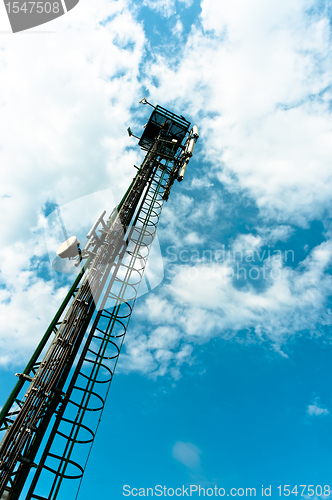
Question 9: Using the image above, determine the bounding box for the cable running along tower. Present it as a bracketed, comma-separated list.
[0, 100, 199, 500]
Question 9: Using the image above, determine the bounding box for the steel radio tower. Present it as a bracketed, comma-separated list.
[0, 100, 199, 500]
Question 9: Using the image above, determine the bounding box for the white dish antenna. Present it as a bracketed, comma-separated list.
[57, 236, 80, 259]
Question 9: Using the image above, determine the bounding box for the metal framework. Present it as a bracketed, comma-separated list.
[0, 102, 198, 500]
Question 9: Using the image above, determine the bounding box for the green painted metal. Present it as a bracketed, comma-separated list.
[0, 270, 83, 432]
[25, 161, 168, 499]
[0, 163, 144, 435]
[0, 104, 192, 500]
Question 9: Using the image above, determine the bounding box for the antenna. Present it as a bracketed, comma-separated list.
[138, 97, 155, 108]
[0, 104, 198, 500]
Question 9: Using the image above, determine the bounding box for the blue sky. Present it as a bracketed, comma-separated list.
[1, 0, 332, 498]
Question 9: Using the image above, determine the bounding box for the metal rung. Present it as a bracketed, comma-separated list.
[17, 456, 37, 468]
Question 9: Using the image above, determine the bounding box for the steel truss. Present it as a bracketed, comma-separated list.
[0, 105, 194, 500]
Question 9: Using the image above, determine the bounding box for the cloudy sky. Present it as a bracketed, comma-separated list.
[1, 0, 332, 498]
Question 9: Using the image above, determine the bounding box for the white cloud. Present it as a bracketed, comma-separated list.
[120, 237, 332, 376]
[0, 0, 146, 367]
[307, 399, 329, 416]
[172, 441, 201, 468]
[256, 226, 295, 245]
[158, 192, 220, 251]
[189, 178, 214, 190]
[119, 323, 194, 378]
[231, 233, 262, 257]
[179, 0, 193, 6]
[172, 19, 184, 37]
[2, 0, 332, 381]
[142, 0, 176, 17]
[184, 232, 204, 245]
[167, 239, 332, 341]
[0, 239, 70, 366]
[0, 0, 145, 240]
[143, 0, 332, 224]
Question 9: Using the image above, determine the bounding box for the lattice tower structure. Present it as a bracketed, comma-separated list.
[0, 104, 197, 500]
